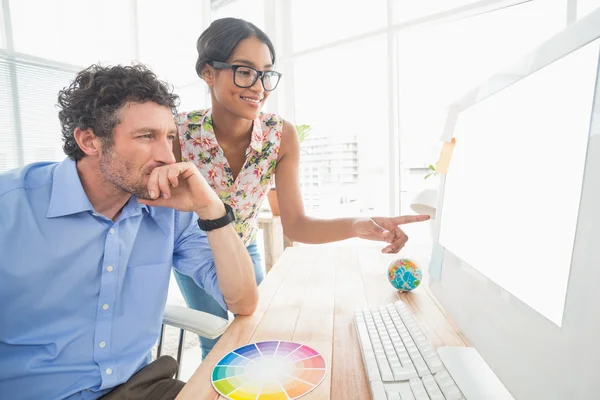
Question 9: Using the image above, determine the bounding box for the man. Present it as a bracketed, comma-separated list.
[0, 64, 258, 399]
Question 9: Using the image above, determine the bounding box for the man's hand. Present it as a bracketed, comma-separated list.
[137, 162, 223, 219]
[352, 214, 431, 254]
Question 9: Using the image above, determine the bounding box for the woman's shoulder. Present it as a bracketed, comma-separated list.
[176, 109, 209, 125]
[258, 111, 284, 129]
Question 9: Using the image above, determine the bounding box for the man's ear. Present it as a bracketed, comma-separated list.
[74, 128, 102, 157]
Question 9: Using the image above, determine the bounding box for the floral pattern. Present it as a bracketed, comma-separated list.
[177, 109, 283, 245]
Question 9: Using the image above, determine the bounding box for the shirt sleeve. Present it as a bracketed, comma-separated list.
[172, 210, 227, 311]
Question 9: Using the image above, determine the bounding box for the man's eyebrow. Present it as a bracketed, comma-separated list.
[131, 128, 177, 135]
[231, 59, 274, 69]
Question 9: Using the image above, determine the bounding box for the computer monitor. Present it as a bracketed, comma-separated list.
[429, 7, 600, 400]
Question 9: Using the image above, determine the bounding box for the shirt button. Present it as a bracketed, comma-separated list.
[99, 341, 106, 348]
[109, 228, 115, 234]
[106, 368, 113, 375]
[106, 266, 114, 272]
[102, 304, 109, 310]
[92, 212, 99, 217]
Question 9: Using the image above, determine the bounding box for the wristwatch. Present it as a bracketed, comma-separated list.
[197, 203, 236, 231]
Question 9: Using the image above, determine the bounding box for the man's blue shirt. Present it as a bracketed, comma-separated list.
[0, 158, 225, 399]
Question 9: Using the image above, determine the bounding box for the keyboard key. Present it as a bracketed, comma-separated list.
[422, 374, 445, 399]
[435, 370, 464, 399]
[370, 381, 388, 400]
[392, 366, 418, 380]
[373, 351, 393, 381]
[356, 322, 373, 351]
[355, 319, 382, 382]
[399, 355, 412, 365]
[426, 356, 445, 373]
[413, 358, 430, 377]
[396, 382, 417, 400]
[409, 378, 430, 400]
[366, 360, 381, 382]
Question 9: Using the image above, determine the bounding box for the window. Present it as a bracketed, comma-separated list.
[211, 0, 265, 30]
[397, 0, 566, 171]
[0, 6, 5, 49]
[578, 0, 599, 19]
[396, 0, 567, 218]
[293, 35, 389, 217]
[290, 0, 387, 52]
[137, 0, 203, 87]
[175, 81, 210, 113]
[10, 0, 135, 67]
[0, 0, 213, 173]
[0, 57, 75, 171]
[392, 0, 481, 23]
[0, 59, 18, 171]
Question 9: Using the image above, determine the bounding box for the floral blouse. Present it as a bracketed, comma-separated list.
[176, 109, 283, 246]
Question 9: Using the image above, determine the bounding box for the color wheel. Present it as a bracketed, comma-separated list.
[211, 341, 327, 400]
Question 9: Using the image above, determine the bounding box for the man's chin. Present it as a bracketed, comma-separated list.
[134, 190, 153, 201]
[136, 194, 153, 201]
[122, 185, 152, 201]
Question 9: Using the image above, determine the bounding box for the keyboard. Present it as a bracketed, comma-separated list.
[354, 301, 466, 400]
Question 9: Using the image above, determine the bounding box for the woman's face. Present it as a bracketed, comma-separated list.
[207, 36, 276, 121]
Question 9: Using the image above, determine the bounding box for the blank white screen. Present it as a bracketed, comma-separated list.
[439, 39, 599, 327]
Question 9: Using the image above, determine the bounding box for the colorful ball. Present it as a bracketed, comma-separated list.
[388, 259, 422, 291]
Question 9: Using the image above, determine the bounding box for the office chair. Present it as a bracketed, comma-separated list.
[158, 305, 229, 379]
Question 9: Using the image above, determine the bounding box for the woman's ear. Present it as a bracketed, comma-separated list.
[202, 65, 215, 87]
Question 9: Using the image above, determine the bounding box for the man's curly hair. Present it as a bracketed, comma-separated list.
[58, 64, 180, 161]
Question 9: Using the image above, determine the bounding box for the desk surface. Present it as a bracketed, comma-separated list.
[177, 245, 469, 400]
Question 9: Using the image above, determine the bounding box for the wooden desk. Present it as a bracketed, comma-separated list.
[177, 245, 469, 400]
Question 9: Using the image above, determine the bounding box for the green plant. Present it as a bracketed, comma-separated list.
[424, 164, 439, 180]
[296, 124, 311, 143]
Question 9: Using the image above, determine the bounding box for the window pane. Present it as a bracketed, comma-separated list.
[0, 4, 5, 49]
[0, 59, 18, 171]
[291, 0, 387, 52]
[397, 0, 566, 172]
[578, 0, 599, 19]
[138, 0, 204, 87]
[211, 0, 265, 30]
[294, 35, 389, 218]
[392, 0, 481, 23]
[10, 0, 135, 66]
[175, 81, 209, 112]
[397, 0, 566, 246]
[0, 57, 75, 171]
[18, 63, 74, 165]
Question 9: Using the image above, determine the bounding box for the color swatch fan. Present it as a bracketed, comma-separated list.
[212, 341, 327, 399]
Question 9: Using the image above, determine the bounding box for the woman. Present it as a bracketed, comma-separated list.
[172, 17, 429, 359]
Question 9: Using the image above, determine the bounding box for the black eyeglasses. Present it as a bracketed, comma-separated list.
[210, 61, 282, 91]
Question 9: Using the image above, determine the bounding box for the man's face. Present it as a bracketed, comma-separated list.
[99, 101, 177, 200]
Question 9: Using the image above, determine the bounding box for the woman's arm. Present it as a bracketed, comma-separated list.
[275, 121, 429, 253]
[275, 121, 358, 243]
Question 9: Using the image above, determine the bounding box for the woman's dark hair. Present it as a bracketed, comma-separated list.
[195, 17, 276, 78]
[57, 63, 179, 161]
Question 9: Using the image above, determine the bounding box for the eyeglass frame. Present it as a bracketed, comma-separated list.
[209, 61, 282, 91]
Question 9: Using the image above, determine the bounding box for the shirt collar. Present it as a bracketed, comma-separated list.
[46, 158, 94, 218]
[46, 158, 148, 218]
[202, 109, 266, 153]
